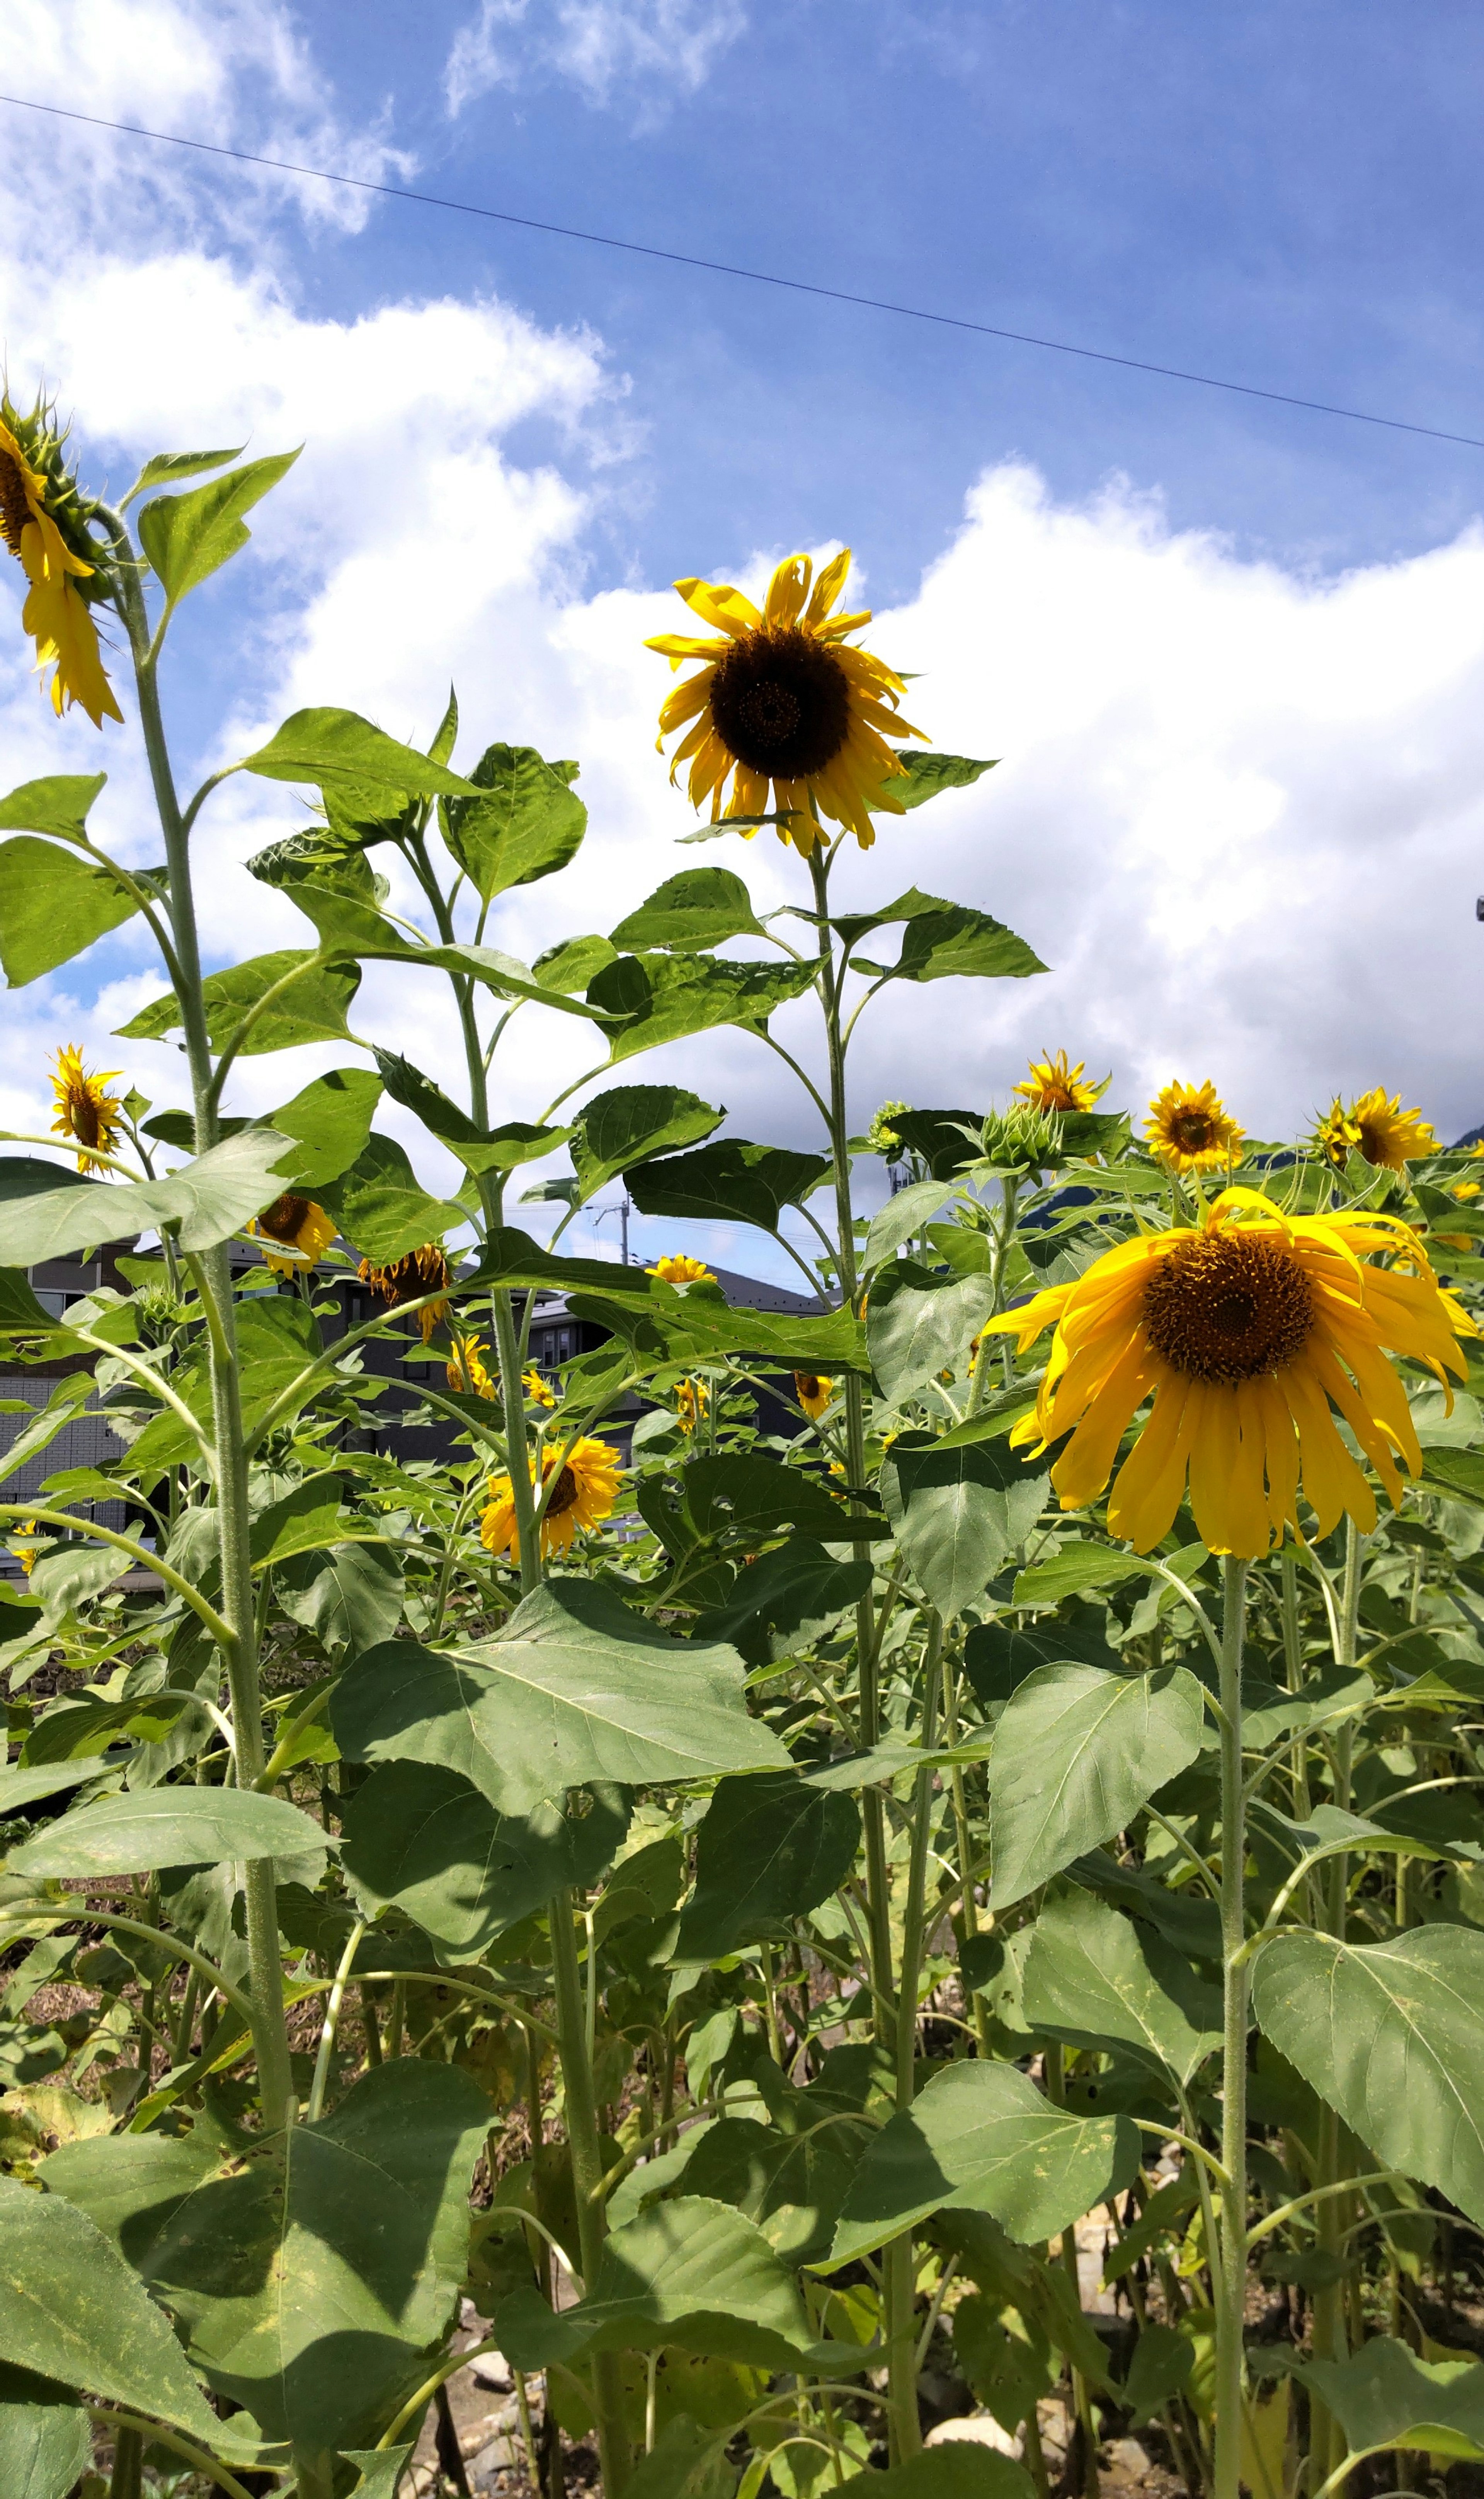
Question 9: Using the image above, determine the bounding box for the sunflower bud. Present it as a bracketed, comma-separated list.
[978, 1105, 1064, 1174]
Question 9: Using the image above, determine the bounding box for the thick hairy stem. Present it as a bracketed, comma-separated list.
[883, 1613, 944, 2465]
[550, 1891, 631, 2497]
[1213, 1557, 1251, 2499]
[1310, 1520, 1365, 2483]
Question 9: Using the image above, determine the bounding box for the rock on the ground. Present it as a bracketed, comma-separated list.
[1106, 2436, 1153, 2478]
[925, 2414, 1025, 2460]
[470, 2349, 515, 2391]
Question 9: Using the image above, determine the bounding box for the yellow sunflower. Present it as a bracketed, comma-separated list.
[1145, 1079, 1245, 1174]
[525, 1366, 557, 1408]
[50, 1044, 123, 1174]
[480, 1437, 622, 1565]
[1317, 1087, 1438, 1175]
[10, 1520, 41, 1575]
[1013, 1050, 1110, 1116]
[794, 1370, 835, 1421]
[359, 1244, 452, 1345]
[0, 402, 121, 727]
[447, 1334, 495, 1397]
[647, 549, 924, 853]
[987, 1187, 1473, 1557]
[250, 1193, 337, 1278]
[676, 1377, 709, 1435]
[648, 1252, 715, 1286]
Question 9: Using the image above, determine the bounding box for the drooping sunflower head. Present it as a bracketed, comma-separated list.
[676, 1377, 709, 1435]
[648, 1252, 715, 1287]
[50, 1044, 123, 1174]
[1013, 1050, 1110, 1116]
[358, 1242, 453, 1344]
[250, 1193, 337, 1279]
[646, 548, 924, 853]
[447, 1333, 495, 1397]
[1347, 1087, 1438, 1174]
[1145, 1079, 1245, 1175]
[524, 1366, 557, 1408]
[866, 1100, 910, 1161]
[480, 1436, 622, 1565]
[794, 1370, 835, 1422]
[0, 395, 121, 729]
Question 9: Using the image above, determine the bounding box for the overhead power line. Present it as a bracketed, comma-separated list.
[5, 87, 1484, 457]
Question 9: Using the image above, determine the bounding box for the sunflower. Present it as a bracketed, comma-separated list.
[647, 549, 924, 853]
[676, 1377, 709, 1435]
[867, 1100, 910, 1160]
[525, 1366, 557, 1408]
[10, 1520, 40, 1576]
[987, 1187, 1473, 1557]
[1013, 1051, 1110, 1116]
[447, 1334, 495, 1397]
[50, 1044, 123, 1173]
[250, 1194, 337, 1279]
[648, 1252, 715, 1286]
[1317, 1087, 1438, 1175]
[794, 1370, 835, 1421]
[1145, 1080, 1245, 1174]
[358, 1244, 452, 1344]
[480, 1437, 622, 1565]
[0, 400, 121, 728]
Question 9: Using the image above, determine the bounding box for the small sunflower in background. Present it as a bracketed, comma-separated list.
[866, 1100, 910, 1160]
[358, 1244, 452, 1344]
[648, 1252, 715, 1287]
[1014, 1050, 1110, 1116]
[251, 1194, 337, 1279]
[647, 549, 923, 852]
[481, 1438, 621, 1565]
[675, 1377, 709, 1435]
[50, 1044, 124, 1173]
[447, 1334, 495, 1397]
[1145, 1079, 1245, 1174]
[1316, 1087, 1438, 1174]
[794, 1370, 834, 1422]
[10, 1520, 41, 1575]
[0, 397, 122, 727]
[524, 1366, 556, 1408]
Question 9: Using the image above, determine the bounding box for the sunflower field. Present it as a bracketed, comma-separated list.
[4, 412, 1484, 2499]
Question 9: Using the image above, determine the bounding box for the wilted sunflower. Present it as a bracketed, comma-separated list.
[1145, 1079, 1245, 1175]
[794, 1370, 835, 1421]
[676, 1377, 709, 1434]
[447, 1334, 495, 1397]
[648, 1252, 715, 1286]
[481, 1437, 621, 1564]
[1316, 1087, 1438, 1174]
[1013, 1050, 1109, 1116]
[358, 1244, 452, 1344]
[50, 1044, 123, 1173]
[524, 1366, 557, 1408]
[0, 399, 121, 728]
[250, 1194, 337, 1278]
[987, 1187, 1473, 1557]
[647, 549, 924, 852]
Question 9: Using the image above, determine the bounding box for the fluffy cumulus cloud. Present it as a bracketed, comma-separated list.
[444, 0, 747, 120]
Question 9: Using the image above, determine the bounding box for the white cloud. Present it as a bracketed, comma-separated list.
[444, 0, 747, 121]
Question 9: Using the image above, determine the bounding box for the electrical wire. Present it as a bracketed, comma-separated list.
[5, 87, 1484, 457]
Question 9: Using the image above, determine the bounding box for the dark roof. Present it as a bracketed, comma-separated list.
[531, 1259, 828, 1322]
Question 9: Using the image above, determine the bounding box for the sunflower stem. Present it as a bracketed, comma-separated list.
[550, 1887, 631, 2497]
[1214, 1554, 1251, 2499]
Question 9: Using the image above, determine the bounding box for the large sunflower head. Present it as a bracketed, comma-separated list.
[50, 1044, 123, 1173]
[0, 396, 121, 729]
[646, 549, 924, 853]
[250, 1193, 337, 1279]
[358, 1243, 453, 1344]
[1013, 1050, 1110, 1116]
[989, 1187, 1475, 1557]
[480, 1436, 621, 1565]
[1346, 1087, 1438, 1174]
[1145, 1079, 1245, 1175]
[676, 1376, 709, 1435]
[648, 1252, 715, 1287]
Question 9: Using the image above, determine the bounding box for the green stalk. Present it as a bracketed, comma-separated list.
[1310, 1519, 1365, 2485]
[550, 1888, 631, 2496]
[1213, 1556, 1251, 2499]
[109, 2425, 144, 2499]
[883, 1611, 945, 2463]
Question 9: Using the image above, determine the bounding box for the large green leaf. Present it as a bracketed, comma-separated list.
[116, 949, 362, 1054]
[341, 1763, 628, 1954]
[610, 868, 766, 952]
[963, 1615, 1123, 1709]
[0, 2175, 220, 2439]
[268, 1066, 383, 1189]
[892, 903, 1047, 984]
[827, 2060, 1139, 2265]
[9, 1785, 328, 1876]
[882, 1433, 1049, 1617]
[332, 1579, 788, 1815]
[371, 1050, 570, 1176]
[989, 1663, 1207, 1910]
[1251, 1926, 1484, 2225]
[878, 1108, 986, 1181]
[0, 838, 146, 986]
[507, 2196, 815, 2371]
[1278, 2339, 1484, 2461]
[0, 772, 106, 840]
[867, 1261, 992, 1404]
[138, 449, 300, 608]
[441, 741, 586, 898]
[842, 2455, 1030, 2499]
[676, 1773, 861, 1961]
[275, 1542, 405, 1659]
[314, 1134, 465, 1263]
[861, 1176, 963, 1272]
[0, 1129, 294, 1263]
[242, 707, 479, 797]
[0, 1375, 98, 1481]
[628, 1139, 831, 1233]
[1012, 1542, 1149, 1604]
[1021, 1887, 1222, 2085]
[0, 2360, 90, 2499]
[680, 1453, 878, 1547]
[44, 2061, 490, 2451]
[571, 1085, 724, 1204]
[590, 952, 817, 1064]
[693, 1541, 871, 1669]
[875, 754, 999, 813]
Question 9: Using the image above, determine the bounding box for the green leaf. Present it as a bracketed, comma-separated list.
[590, 953, 817, 1065]
[989, 1663, 1207, 1911]
[276, 1542, 405, 1659]
[627, 1139, 831, 1234]
[0, 2174, 220, 2439]
[1279, 2340, 1484, 2461]
[269, 1066, 383, 1189]
[332, 1579, 788, 1815]
[681, 1454, 878, 1547]
[0, 772, 106, 840]
[248, 1473, 354, 1569]
[345, 2446, 417, 2499]
[878, 751, 999, 812]
[882, 1433, 1050, 1618]
[532, 933, 618, 994]
[440, 741, 586, 898]
[0, 1129, 295, 1264]
[1021, 1886, 1222, 2085]
[844, 2455, 1031, 2499]
[1251, 1926, 1484, 2226]
[116, 949, 362, 1054]
[673, 2115, 865, 2269]
[1421, 1447, 1484, 1508]
[861, 1177, 962, 1272]
[9, 1784, 328, 1876]
[341, 1764, 628, 1955]
[242, 707, 479, 797]
[676, 1773, 860, 1961]
[0, 1755, 131, 1813]
[314, 1135, 465, 1263]
[525, 2196, 815, 2370]
[372, 1048, 574, 1175]
[693, 1541, 871, 1669]
[962, 1615, 1122, 1709]
[827, 2060, 1139, 2266]
[572, 1085, 725, 1205]
[610, 868, 766, 951]
[0, 838, 144, 985]
[138, 449, 300, 607]
[119, 445, 245, 507]
[0, 2359, 90, 2499]
[621, 2414, 738, 2499]
[892, 903, 1047, 984]
[1012, 1542, 1149, 1605]
[0, 1376, 97, 1478]
[867, 1261, 992, 1404]
[1123, 2325, 1195, 2426]
[873, 1108, 986, 1181]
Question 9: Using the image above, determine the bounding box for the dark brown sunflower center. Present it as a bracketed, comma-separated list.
[258, 1193, 310, 1244]
[0, 451, 30, 559]
[708, 625, 852, 779]
[1168, 1110, 1218, 1153]
[66, 1089, 107, 1149]
[1142, 1231, 1315, 1384]
[1355, 1121, 1387, 1165]
[546, 1464, 580, 1516]
[795, 1373, 822, 1400]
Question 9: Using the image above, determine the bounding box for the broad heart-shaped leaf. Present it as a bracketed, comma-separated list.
[507, 2197, 815, 2371]
[892, 903, 1047, 984]
[332, 1578, 788, 1815]
[676, 1772, 861, 1961]
[628, 1139, 832, 1233]
[616, 2413, 736, 2499]
[827, 2060, 1139, 2266]
[874, 753, 999, 813]
[117, 948, 362, 1054]
[0, 1129, 294, 1264]
[1021, 1886, 1222, 2086]
[242, 705, 479, 797]
[867, 1260, 993, 1403]
[267, 1065, 383, 1189]
[963, 1615, 1123, 1709]
[882, 1433, 1050, 1618]
[532, 932, 618, 994]
[589, 951, 817, 1065]
[440, 741, 587, 899]
[9, 1784, 328, 1876]
[680, 1453, 879, 1547]
[0, 2175, 220, 2441]
[610, 867, 766, 952]
[1012, 1541, 1149, 1605]
[314, 1134, 466, 1263]
[694, 1541, 871, 1669]
[345, 2446, 418, 2499]
[0, 837, 145, 986]
[341, 1763, 629, 1955]
[138, 448, 300, 607]
[989, 1663, 1207, 1911]
[248, 1472, 354, 1569]
[570, 1083, 724, 1204]
[276, 1542, 405, 1660]
[1251, 1926, 1484, 2226]
[572, 1283, 868, 1379]
[0, 771, 106, 840]
[1277, 2340, 1484, 2461]
[0, 2359, 90, 2499]
[44, 2061, 491, 2452]
[0, 1265, 64, 1337]
[862, 1176, 963, 1273]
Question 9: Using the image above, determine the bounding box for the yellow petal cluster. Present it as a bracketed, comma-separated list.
[481, 1437, 621, 1565]
[793, 1370, 835, 1422]
[1145, 1079, 1244, 1174]
[648, 1252, 715, 1286]
[1013, 1050, 1108, 1116]
[1316, 1087, 1438, 1173]
[250, 1193, 337, 1278]
[50, 1044, 123, 1174]
[358, 1244, 452, 1344]
[0, 417, 121, 727]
